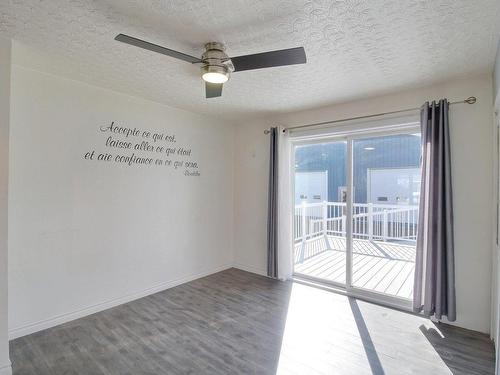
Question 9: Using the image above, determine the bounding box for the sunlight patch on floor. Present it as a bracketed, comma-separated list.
[275, 283, 454, 375]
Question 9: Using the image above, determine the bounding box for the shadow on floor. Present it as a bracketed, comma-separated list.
[348, 297, 386, 375]
[419, 323, 495, 375]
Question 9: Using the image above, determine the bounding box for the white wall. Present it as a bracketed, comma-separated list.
[494, 40, 500, 106]
[492, 39, 500, 369]
[234, 74, 494, 334]
[0, 38, 12, 375]
[493, 104, 500, 374]
[8, 51, 234, 338]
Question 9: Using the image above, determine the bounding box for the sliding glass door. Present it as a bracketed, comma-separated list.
[293, 140, 347, 286]
[292, 129, 421, 306]
[350, 133, 421, 300]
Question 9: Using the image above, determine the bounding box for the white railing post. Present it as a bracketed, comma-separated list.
[367, 203, 373, 241]
[382, 209, 388, 241]
[301, 201, 307, 241]
[300, 201, 307, 261]
[322, 201, 331, 250]
[322, 201, 328, 236]
[341, 214, 346, 236]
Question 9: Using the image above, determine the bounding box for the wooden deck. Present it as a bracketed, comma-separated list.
[294, 236, 415, 300]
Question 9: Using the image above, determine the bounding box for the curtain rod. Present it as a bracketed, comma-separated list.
[263, 96, 477, 134]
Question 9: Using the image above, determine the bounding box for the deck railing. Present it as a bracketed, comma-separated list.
[294, 201, 419, 245]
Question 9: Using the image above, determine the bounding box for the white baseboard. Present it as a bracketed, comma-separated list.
[233, 262, 267, 277]
[9, 264, 232, 340]
[0, 361, 12, 375]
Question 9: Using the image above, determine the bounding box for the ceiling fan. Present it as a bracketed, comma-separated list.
[114, 34, 307, 98]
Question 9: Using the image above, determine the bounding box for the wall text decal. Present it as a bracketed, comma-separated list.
[83, 121, 200, 176]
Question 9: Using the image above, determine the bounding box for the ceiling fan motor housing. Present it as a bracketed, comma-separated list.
[201, 42, 234, 82]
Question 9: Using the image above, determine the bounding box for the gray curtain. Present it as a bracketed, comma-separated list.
[413, 99, 456, 321]
[267, 127, 278, 278]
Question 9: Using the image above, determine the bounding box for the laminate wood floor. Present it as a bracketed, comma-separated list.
[10, 268, 495, 375]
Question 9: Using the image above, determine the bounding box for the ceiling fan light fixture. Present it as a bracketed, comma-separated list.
[202, 72, 229, 83]
[114, 34, 307, 99]
[201, 65, 229, 83]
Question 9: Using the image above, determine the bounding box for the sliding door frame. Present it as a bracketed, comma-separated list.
[290, 134, 349, 290]
[291, 123, 420, 311]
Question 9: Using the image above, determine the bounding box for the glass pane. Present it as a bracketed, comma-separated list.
[293, 140, 347, 285]
[351, 133, 421, 299]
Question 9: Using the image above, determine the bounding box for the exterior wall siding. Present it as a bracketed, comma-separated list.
[295, 134, 421, 203]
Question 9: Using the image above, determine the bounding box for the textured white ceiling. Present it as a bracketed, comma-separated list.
[1, 0, 499, 119]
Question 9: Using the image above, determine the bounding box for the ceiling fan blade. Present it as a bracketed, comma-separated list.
[230, 47, 306, 72]
[205, 82, 223, 98]
[115, 34, 201, 64]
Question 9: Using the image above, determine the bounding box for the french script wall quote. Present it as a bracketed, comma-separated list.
[83, 121, 201, 176]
